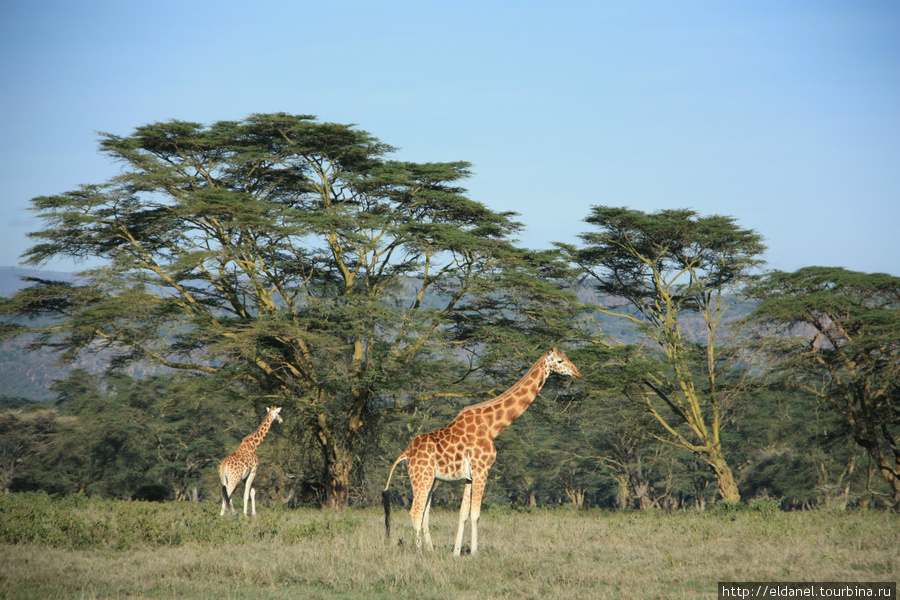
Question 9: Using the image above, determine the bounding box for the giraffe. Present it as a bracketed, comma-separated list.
[382, 348, 582, 555]
[219, 405, 283, 517]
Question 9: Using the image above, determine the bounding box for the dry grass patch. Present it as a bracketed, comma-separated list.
[1, 497, 897, 599]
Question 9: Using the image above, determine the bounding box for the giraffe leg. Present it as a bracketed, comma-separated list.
[220, 471, 238, 517]
[220, 478, 228, 516]
[422, 484, 436, 551]
[453, 480, 473, 556]
[227, 478, 238, 515]
[220, 488, 228, 516]
[408, 475, 434, 550]
[221, 484, 233, 516]
[409, 497, 425, 550]
[219, 464, 229, 516]
[469, 474, 488, 555]
[243, 469, 257, 517]
[250, 487, 257, 516]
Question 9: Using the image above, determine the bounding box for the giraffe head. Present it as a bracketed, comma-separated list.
[546, 347, 582, 379]
[267, 406, 284, 424]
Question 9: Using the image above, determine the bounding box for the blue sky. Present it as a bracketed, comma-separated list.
[1, 0, 898, 275]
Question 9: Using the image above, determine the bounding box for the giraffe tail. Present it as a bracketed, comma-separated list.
[382, 489, 392, 540]
[382, 451, 408, 540]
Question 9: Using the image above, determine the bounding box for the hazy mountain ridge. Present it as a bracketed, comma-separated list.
[1, 267, 171, 400]
[0, 266, 74, 296]
[0, 266, 747, 400]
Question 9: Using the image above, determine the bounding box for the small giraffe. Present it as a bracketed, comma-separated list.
[219, 406, 283, 517]
[383, 348, 582, 555]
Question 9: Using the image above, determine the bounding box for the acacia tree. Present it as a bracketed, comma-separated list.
[0, 408, 71, 493]
[746, 267, 900, 507]
[562, 206, 766, 502]
[0, 113, 577, 509]
[5, 370, 241, 500]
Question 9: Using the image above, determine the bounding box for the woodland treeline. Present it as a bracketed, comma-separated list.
[0, 113, 897, 511]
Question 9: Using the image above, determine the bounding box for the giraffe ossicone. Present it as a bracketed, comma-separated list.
[382, 348, 582, 555]
[219, 405, 283, 517]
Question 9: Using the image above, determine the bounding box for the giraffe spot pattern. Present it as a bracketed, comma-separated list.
[384, 349, 582, 555]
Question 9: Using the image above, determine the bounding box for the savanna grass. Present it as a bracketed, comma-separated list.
[1, 494, 897, 600]
[0, 492, 346, 550]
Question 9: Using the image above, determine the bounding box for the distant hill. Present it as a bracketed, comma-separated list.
[0, 266, 73, 297]
[1, 265, 753, 401]
[1, 266, 169, 400]
[1, 268, 74, 399]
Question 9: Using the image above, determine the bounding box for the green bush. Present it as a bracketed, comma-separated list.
[711, 496, 783, 517]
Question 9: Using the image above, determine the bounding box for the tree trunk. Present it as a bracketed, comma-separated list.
[854, 436, 900, 508]
[613, 474, 629, 510]
[630, 479, 653, 509]
[709, 451, 741, 502]
[870, 451, 900, 508]
[315, 410, 354, 512]
[323, 440, 353, 511]
[565, 487, 585, 508]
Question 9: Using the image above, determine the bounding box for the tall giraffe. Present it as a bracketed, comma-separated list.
[219, 406, 283, 517]
[383, 348, 582, 555]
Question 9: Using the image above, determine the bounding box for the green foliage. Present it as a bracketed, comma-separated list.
[562, 206, 766, 502]
[572, 206, 766, 304]
[9, 370, 242, 501]
[0, 407, 72, 493]
[3, 264, 892, 511]
[729, 387, 877, 509]
[711, 496, 782, 516]
[0, 113, 581, 509]
[1, 111, 895, 516]
[746, 267, 900, 505]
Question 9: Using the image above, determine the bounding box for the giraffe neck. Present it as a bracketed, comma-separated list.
[478, 353, 550, 438]
[241, 414, 275, 452]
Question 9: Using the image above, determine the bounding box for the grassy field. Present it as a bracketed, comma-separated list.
[0, 493, 897, 600]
